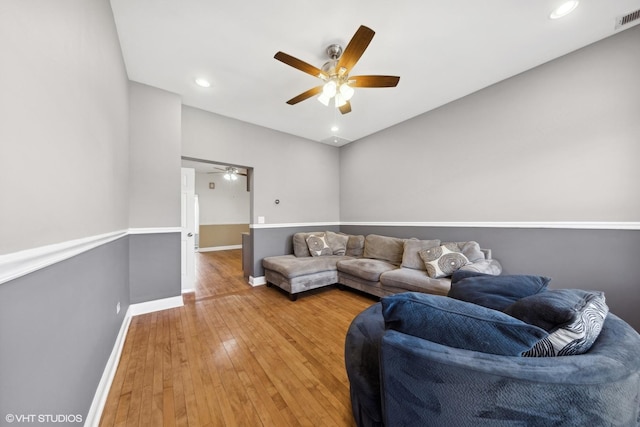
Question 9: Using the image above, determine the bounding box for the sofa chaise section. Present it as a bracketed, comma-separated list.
[263, 254, 352, 301]
[263, 231, 365, 301]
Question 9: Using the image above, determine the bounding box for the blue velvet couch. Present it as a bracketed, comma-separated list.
[345, 301, 640, 426]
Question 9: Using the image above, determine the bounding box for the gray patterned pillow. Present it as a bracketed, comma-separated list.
[306, 233, 332, 257]
[401, 238, 441, 270]
[325, 231, 349, 256]
[419, 243, 470, 278]
[504, 289, 609, 356]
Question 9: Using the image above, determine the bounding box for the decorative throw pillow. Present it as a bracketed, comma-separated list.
[449, 271, 551, 311]
[401, 238, 441, 270]
[325, 231, 349, 256]
[306, 234, 332, 257]
[419, 243, 470, 278]
[381, 292, 548, 356]
[450, 241, 485, 263]
[504, 289, 609, 356]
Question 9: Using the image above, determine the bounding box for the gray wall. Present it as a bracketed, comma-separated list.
[181, 106, 342, 279]
[0, 0, 180, 422]
[129, 233, 181, 303]
[0, 237, 130, 420]
[181, 106, 341, 225]
[340, 26, 640, 222]
[128, 82, 182, 302]
[129, 82, 182, 228]
[0, 0, 130, 255]
[341, 225, 640, 331]
[335, 26, 640, 331]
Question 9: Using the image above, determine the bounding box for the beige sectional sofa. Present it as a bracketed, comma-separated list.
[262, 232, 502, 301]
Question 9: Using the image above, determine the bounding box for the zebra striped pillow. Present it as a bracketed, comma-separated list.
[504, 290, 608, 357]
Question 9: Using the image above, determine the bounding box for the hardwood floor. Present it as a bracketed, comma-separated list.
[99, 250, 377, 426]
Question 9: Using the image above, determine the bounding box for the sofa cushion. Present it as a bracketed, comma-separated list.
[448, 271, 550, 311]
[381, 292, 548, 356]
[452, 241, 486, 263]
[379, 268, 451, 296]
[325, 231, 349, 256]
[419, 243, 470, 278]
[401, 238, 441, 270]
[345, 234, 365, 257]
[263, 255, 347, 278]
[504, 289, 609, 356]
[293, 232, 317, 257]
[363, 234, 405, 265]
[306, 233, 332, 256]
[337, 258, 398, 282]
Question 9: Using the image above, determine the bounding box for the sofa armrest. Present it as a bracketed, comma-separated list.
[459, 259, 502, 275]
[380, 316, 640, 427]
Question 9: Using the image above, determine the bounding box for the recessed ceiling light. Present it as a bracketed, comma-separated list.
[331, 125, 339, 132]
[550, 1, 579, 19]
[195, 78, 211, 88]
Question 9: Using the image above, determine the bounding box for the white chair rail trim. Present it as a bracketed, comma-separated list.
[0, 227, 181, 285]
[252, 221, 640, 230]
[250, 222, 340, 229]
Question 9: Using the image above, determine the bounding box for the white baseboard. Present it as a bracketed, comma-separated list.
[85, 295, 184, 426]
[128, 295, 184, 316]
[198, 245, 242, 252]
[249, 275, 266, 286]
[84, 309, 132, 427]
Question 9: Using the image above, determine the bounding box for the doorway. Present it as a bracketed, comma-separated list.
[180, 157, 253, 299]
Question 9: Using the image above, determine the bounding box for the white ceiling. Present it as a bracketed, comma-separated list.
[110, 0, 640, 146]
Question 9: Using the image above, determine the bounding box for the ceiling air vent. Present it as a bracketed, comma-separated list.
[615, 9, 640, 30]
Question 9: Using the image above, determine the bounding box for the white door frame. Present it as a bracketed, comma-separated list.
[180, 167, 196, 293]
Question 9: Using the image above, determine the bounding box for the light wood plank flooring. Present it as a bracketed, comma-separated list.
[99, 250, 377, 426]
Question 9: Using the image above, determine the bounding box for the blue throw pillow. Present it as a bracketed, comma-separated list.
[504, 289, 609, 356]
[381, 292, 548, 356]
[448, 271, 551, 311]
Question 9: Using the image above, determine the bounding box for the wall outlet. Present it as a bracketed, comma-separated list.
[116, 301, 121, 314]
[258, 216, 265, 224]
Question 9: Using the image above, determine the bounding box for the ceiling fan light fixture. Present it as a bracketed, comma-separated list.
[550, 1, 579, 19]
[322, 80, 337, 97]
[223, 173, 231, 180]
[340, 83, 355, 101]
[318, 92, 331, 106]
[334, 93, 347, 108]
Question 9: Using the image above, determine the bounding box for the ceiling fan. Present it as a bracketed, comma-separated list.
[274, 25, 400, 114]
[208, 166, 247, 181]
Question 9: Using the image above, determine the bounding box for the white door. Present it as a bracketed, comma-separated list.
[181, 167, 196, 293]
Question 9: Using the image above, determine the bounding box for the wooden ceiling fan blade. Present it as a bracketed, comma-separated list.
[337, 25, 375, 72]
[274, 51, 327, 79]
[286, 86, 322, 105]
[350, 75, 400, 88]
[339, 101, 352, 114]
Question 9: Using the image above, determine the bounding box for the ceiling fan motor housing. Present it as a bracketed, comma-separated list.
[326, 44, 343, 60]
